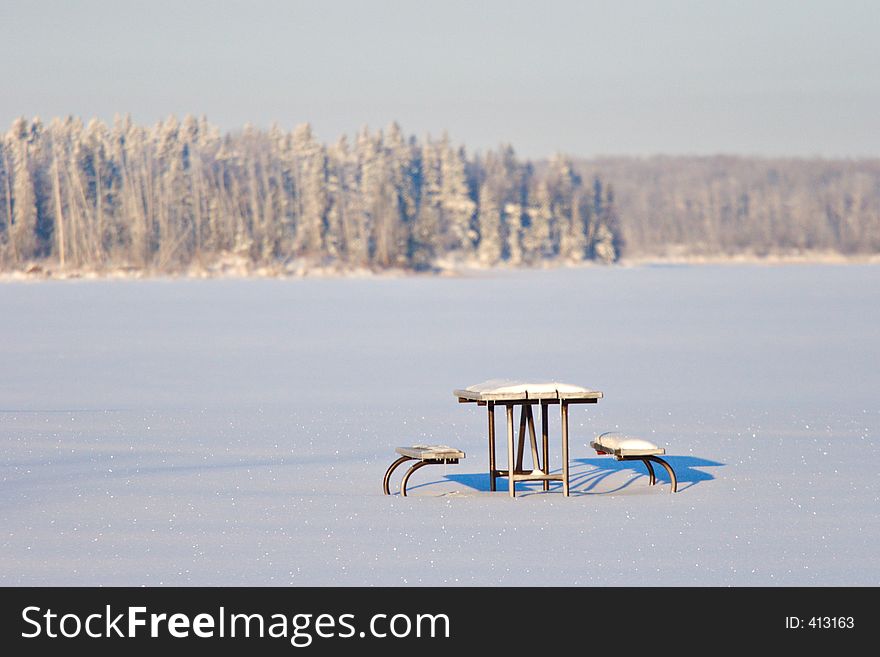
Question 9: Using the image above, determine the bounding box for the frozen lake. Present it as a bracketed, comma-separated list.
[2, 265, 878, 585]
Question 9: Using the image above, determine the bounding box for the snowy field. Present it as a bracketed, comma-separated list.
[1, 265, 878, 586]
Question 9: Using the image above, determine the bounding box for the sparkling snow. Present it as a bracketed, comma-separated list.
[1, 265, 878, 585]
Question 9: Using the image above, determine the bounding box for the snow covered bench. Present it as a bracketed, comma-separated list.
[590, 432, 678, 493]
[382, 445, 466, 497]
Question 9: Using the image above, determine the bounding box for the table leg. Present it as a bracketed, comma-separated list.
[541, 402, 549, 491]
[561, 401, 570, 496]
[506, 404, 516, 498]
[526, 405, 541, 472]
[488, 402, 496, 492]
[515, 406, 527, 473]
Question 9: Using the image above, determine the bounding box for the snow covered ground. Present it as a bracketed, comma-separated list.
[2, 265, 878, 585]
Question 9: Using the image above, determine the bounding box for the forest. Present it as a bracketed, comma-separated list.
[1, 115, 877, 275]
[574, 155, 880, 258]
[0, 116, 621, 274]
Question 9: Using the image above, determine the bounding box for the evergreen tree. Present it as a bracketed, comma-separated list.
[522, 179, 552, 262]
[0, 138, 13, 264]
[7, 118, 38, 261]
[549, 156, 586, 262]
[593, 184, 623, 263]
[504, 201, 523, 265]
[476, 181, 502, 265]
[439, 135, 475, 258]
[410, 140, 441, 269]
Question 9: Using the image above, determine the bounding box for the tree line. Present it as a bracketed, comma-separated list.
[0, 116, 622, 274]
[2, 117, 877, 275]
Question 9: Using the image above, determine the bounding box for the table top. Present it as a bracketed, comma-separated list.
[454, 379, 603, 403]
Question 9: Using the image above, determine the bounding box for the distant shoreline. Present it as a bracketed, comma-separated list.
[621, 252, 880, 266]
[2, 251, 878, 282]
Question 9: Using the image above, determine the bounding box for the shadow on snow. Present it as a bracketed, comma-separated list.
[407, 455, 724, 495]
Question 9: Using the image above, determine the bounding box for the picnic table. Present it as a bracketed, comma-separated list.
[454, 380, 603, 497]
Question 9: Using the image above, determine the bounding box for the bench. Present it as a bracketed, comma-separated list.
[590, 432, 678, 493]
[382, 445, 466, 496]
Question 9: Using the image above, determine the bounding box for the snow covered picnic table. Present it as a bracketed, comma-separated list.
[454, 380, 603, 497]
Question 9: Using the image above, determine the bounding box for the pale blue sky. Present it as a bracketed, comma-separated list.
[2, 0, 878, 158]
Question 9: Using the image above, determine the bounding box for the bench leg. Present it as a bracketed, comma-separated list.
[641, 458, 656, 486]
[400, 460, 433, 497]
[383, 456, 413, 495]
[644, 455, 677, 493]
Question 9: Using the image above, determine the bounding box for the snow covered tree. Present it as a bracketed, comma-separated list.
[385, 122, 418, 265]
[504, 202, 523, 265]
[357, 128, 405, 268]
[0, 140, 11, 264]
[7, 118, 38, 262]
[476, 181, 502, 265]
[291, 123, 327, 260]
[323, 137, 347, 264]
[522, 178, 552, 263]
[410, 140, 441, 269]
[590, 184, 623, 263]
[549, 156, 586, 262]
[329, 135, 370, 266]
[439, 135, 476, 258]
